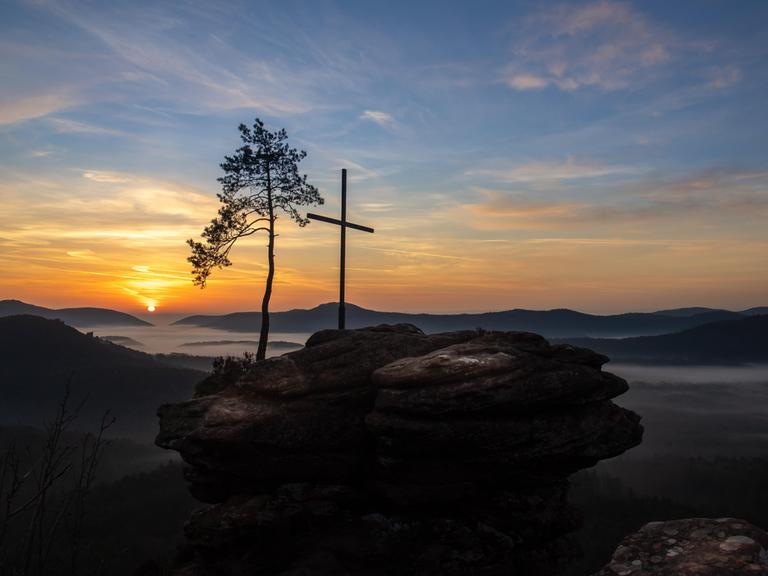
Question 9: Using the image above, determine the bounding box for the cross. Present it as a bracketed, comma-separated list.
[307, 168, 374, 330]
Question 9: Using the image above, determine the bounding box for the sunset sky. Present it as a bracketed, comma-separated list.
[1, 0, 767, 314]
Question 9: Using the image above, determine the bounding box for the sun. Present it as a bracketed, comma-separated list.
[147, 305, 156, 312]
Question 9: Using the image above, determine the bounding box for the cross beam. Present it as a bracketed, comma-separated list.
[307, 168, 374, 330]
[305, 213, 374, 234]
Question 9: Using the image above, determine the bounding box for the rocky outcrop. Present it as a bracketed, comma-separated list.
[157, 324, 642, 575]
[594, 518, 768, 575]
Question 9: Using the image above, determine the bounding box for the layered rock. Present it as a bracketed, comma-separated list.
[157, 324, 642, 575]
[594, 518, 768, 575]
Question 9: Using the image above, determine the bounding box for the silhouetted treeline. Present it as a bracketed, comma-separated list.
[564, 315, 768, 364]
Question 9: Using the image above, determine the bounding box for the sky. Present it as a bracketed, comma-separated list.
[1, 0, 767, 315]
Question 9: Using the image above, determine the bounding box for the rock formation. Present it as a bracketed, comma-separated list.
[157, 324, 642, 575]
[594, 518, 768, 575]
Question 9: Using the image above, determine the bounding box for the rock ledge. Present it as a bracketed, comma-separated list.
[157, 324, 642, 575]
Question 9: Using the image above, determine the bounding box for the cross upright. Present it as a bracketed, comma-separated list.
[307, 168, 374, 330]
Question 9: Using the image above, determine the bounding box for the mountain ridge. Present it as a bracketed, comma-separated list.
[172, 302, 762, 338]
[0, 299, 151, 327]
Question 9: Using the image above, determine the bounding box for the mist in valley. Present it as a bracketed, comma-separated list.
[565, 362, 768, 574]
[609, 363, 768, 457]
[87, 315, 310, 357]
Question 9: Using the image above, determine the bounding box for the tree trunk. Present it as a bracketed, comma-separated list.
[257, 170, 275, 361]
[256, 224, 274, 360]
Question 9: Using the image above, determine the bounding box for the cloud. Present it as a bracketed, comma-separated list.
[49, 118, 125, 136]
[454, 169, 768, 231]
[0, 92, 78, 125]
[503, 0, 672, 92]
[359, 246, 472, 262]
[82, 170, 136, 184]
[707, 64, 743, 89]
[460, 193, 586, 230]
[38, 3, 355, 117]
[521, 237, 694, 247]
[30, 149, 56, 158]
[1, 169, 220, 243]
[331, 158, 380, 182]
[74, 171, 220, 223]
[360, 110, 395, 127]
[1, 8, 312, 125]
[467, 159, 638, 183]
[66, 249, 99, 260]
[505, 74, 549, 91]
[359, 203, 394, 212]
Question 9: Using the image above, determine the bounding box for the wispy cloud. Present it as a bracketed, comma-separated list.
[35, 2, 387, 118]
[2, 169, 219, 237]
[467, 159, 639, 183]
[81, 170, 135, 183]
[49, 117, 125, 136]
[360, 110, 395, 127]
[359, 202, 395, 212]
[66, 249, 100, 260]
[503, 0, 672, 92]
[318, 157, 381, 183]
[29, 149, 57, 158]
[505, 74, 549, 90]
[32, 5, 307, 117]
[707, 64, 743, 89]
[455, 169, 768, 230]
[0, 92, 78, 125]
[521, 237, 697, 247]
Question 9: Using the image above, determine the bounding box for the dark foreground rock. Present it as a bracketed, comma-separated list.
[594, 518, 768, 575]
[157, 325, 642, 575]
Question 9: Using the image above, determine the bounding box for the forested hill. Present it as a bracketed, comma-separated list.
[561, 315, 768, 364]
[0, 315, 203, 440]
[0, 299, 151, 327]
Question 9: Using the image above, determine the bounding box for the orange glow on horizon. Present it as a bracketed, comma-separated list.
[1, 168, 766, 316]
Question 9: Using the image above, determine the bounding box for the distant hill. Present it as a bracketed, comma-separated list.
[172, 302, 765, 338]
[103, 335, 145, 347]
[180, 339, 303, 349]
[0, 315, 203, 440]
[652, 307, 728, 317]
[653, 306, 767, 318]
[560, 315, 768, 364]
[742, 307, 768, 316]
[0, 299, 151, 327]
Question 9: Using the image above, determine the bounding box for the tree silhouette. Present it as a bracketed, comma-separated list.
[188, 119, 323, 360]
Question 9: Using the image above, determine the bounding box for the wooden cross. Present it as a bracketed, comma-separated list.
[307, 169, 374, 330]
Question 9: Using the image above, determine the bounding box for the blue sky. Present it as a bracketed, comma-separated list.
[1, 0, 767, 313]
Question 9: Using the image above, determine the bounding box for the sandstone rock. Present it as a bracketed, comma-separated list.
[156, 324, 643, 575]
[594, 518, 768, 575]
[372, 333, 626, 416]
[234, 324, 479, 399]
[157, 325, 478, 494]
[368, 332, 640, 498]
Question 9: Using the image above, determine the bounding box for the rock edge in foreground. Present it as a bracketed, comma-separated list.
[594, 518, 768, 575]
